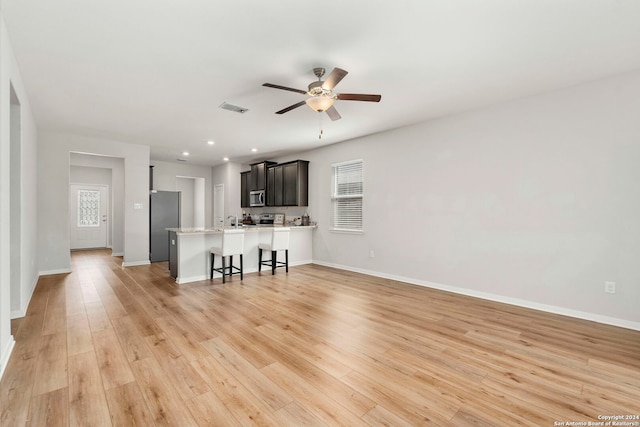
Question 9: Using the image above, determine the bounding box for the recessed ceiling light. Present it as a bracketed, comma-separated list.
[182, 151, 190, 156]
[207, 140, 215, 145]
[223, 157, 229, 161]
[251, 148, 258, 152]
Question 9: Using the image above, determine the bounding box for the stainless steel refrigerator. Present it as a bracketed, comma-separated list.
[150, 190, 180, 262]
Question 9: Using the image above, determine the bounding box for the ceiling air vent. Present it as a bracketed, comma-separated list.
[219, 102, 249, 114]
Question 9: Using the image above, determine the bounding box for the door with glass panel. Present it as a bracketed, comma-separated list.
[69, 184, 109, 249]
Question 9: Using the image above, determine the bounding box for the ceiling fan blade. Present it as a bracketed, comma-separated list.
[263, 83, 308, 95]
[337, 93, 382, 102]
[325, 105, 342, 121]
[322, 67, 348, 91]
[275, 100, 307, 115]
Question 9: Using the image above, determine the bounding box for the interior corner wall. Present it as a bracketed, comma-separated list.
[305, 70, 640, 328]
[193, 177, 205, 228]
[1, 11, 39, 377]
[38, 132, 150, 272]
[176, 177, 195, 228]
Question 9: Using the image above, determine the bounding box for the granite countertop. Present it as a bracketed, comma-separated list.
[167, 225, 316, 234]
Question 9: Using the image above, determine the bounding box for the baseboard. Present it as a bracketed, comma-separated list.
[11, 273, 40, 319]
[176, 260, 313, 285]
[111, 252, 124, 257]
[122, 260, 151, 267]
[177, 274, 210, 284]
[0, 336, 16, 381]
[39, 268, 72, 276]
[312, 260, 640, 331]
[10, 310, 24, 319]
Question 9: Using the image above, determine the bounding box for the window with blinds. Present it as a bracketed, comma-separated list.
[331, 159, 363, 232]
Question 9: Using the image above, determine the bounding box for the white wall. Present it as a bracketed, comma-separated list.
[304, 70, 640, 329]
[212, 162, 242, 225]
[9, 86, 21, 314]
[38, 132, 149, 271]
[193, 177, 205, 228]
[1, 11, 39, 377]
[176, 177, 195, 228]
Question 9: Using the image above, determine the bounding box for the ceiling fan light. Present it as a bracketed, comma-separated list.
[305, 96, 334, 112]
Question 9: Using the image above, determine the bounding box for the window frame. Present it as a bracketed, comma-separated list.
[330, 159, 364, 234]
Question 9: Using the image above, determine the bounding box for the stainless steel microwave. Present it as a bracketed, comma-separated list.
[250, 190, 265, 207]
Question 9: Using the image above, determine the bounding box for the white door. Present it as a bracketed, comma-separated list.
[70, 184, 109, 249]
[214, 184, 224, 228]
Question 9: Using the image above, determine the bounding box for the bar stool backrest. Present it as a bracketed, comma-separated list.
[221, 229, 245, 256]
[270, 227, 290, 251]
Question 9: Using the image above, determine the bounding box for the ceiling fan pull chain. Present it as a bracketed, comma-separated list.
[319, 112, 324, 139]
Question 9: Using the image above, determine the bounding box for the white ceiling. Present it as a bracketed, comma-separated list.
[3, 1, 640, 166]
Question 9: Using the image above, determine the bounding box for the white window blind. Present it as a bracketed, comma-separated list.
[331, 159, 363, 231]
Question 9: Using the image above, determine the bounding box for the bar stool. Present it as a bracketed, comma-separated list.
[258, 227, 290, 275]
[210, 229, 245, 283]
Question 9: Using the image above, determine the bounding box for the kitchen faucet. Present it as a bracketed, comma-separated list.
[228, 214, 239, 228]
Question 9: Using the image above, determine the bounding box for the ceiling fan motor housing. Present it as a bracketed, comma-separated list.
[312, 67, 326, 79]
[308, 80, 327, 96]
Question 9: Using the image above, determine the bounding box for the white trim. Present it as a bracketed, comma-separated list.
[111, 252, 124, 257]
[10, 274, 39, 319]
[122, 260, 151, 267]
[39, 268, 72, 276]
[176, 274, 209, 284]
[312, 260, 640, 332]
[329, 229, 364, 235]
[0, 337, 16, 381]
[331, 159, 364, 231]
[10, 309, 24, 319]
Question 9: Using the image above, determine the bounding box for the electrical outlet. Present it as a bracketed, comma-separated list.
[369, 250, 375, 258]
[605, 281, 616, 294]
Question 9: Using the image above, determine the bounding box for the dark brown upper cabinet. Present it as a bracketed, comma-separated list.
[240, 171, 251, 208]
[250, 161, 276, 191]
[267, 160, 309, 207]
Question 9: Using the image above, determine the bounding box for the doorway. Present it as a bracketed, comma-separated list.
[69, 184, 109, 249]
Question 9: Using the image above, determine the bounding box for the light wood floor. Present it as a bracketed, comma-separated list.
[2, 249, 639, 426]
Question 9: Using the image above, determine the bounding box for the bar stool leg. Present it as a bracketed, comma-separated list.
[230, 255, 234, 277]
[222, 256, 226, 284]
[271, 250, 276, 275]
[210, 253, 215, 279]
[240, 254, 243, 280]
[258, 249, 262, 272]
[285, 249, 289, 273]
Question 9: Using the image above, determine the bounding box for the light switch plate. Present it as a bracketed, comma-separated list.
[134, 203, 143, 210]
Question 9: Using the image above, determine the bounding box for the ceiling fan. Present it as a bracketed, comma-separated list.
[262, 67, 381, 121]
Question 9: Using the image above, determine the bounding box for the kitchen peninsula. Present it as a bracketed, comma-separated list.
[167, 226, 315, 284]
